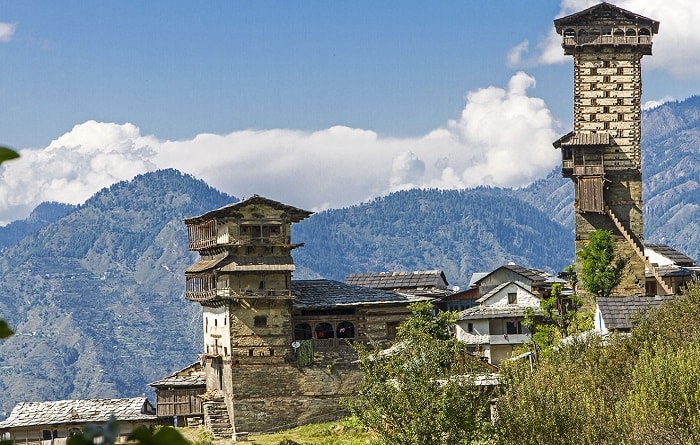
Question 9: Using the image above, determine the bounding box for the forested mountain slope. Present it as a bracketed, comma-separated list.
[0, 169, 234, 416]
[292, 187, 573, 287]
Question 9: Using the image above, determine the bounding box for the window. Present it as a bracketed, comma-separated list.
[386, 321, 400, 339]
[507, 292, 517, 304]
[506, 321, 523, 335]
[467, 322, 474, 333]
[336, 321, 355, 339]
[315, 322, 334, 339]
[254, 316, 267, 327]
[294, 323, 313, 340]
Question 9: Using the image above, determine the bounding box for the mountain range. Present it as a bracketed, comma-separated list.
[0, 97, 698, 417]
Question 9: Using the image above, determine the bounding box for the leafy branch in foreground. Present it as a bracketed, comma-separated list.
[0, 145, 19, 339]
[66, 418, 190, 445]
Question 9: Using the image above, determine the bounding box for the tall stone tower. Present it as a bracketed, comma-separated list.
[184, 195, 312, 437]
[552, 3, 667, 296]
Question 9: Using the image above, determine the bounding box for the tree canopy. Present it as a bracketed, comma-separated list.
[345, 302, 493, 445]
[578, 229, 628, 299]
[495, 280, 700, 444]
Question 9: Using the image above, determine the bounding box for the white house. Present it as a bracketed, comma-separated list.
[455, 281, 542, 365]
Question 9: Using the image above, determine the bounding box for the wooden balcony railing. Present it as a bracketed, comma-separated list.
[563, 35, 652, 46]
[185, 287, 292, 302]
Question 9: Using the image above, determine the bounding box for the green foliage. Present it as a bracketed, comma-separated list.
[396, 301, 457, 341]
[345, 304, 492, 445]
[0, 146, 19, 164]
[297, 339, 314, 366]
[191, 429, 214, 445]
[0, 320, 13, 339]
[578, 229, 628, 299]
[495, 280, 700, 444]
[67, 418, 190, 445]
[523, 281, 591, 353]
[0, 146, 18, 341]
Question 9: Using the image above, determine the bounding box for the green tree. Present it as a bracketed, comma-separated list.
[523, 277, 592, 353]
[0, 145, 19, 339]
[495, 281, 700, 445]
[345, 302, 493, 444]
[578, 229, 627, 299]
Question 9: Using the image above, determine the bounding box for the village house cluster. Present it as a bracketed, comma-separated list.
[1, 2, 699, 443]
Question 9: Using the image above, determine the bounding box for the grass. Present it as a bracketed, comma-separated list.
[178, 419, 377, 445]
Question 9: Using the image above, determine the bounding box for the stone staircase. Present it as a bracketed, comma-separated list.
[203, 398, 233, 439]
[604, 204, 674, 295]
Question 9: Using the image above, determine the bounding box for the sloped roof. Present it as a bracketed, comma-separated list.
[0, 398, 156, 429]
[185, 256, 229, 273]
[458, 304, 542, 321]
[291, 279, 430, 309]
[219, 256, 295, 272]
[597, 295, 674, 331]
[553, 131, 610, 148]
[474, 264, 562, 287]
[645, 243, 696, 267]
[184, 195, 312, 224]
[648, 265, 695, 279]
[345, 270, 448, 290]
[554, 2, 659, 34]
[149, 362, 205, 388]
[475, 281, 534, 304]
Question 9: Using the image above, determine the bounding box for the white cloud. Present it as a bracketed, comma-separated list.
[643, 95, 675, 110]
[0, 73, 561, 224]
[506, 40, 530, 69]
[514, 0, 700, 78]
[0, 22, 16, 42]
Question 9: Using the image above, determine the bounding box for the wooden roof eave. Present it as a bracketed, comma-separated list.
[184, 195, 313, 225]
[554, 2, 659, 34]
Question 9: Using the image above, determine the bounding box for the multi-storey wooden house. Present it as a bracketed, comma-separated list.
[182, 195, 428, 438]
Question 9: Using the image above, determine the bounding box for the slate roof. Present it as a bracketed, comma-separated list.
[474, 264, 563, 287]
[291, 279, 431, 309]
[553, 130, 610, 147]
[597, 295, 675, 331]
[645, 243, 697, 267]
[458, 305, 542, 321]
[345, 270, 448, 290]
[184, 195, 313, 224]
[149, 362, 205, 388]
[0, 398, 156, 429]
[649, 265, 696, 278]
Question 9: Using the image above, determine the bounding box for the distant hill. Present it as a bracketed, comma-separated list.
[292, 186, 574, 287]
[0, 96, 698, 416]
[0, 169, 234, 416]
[0, 202, 76, 252]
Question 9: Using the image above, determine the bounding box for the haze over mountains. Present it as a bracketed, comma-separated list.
[0, 97, 698, 417]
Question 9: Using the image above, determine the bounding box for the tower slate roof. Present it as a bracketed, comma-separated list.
[554, 2, 659, 34]
[184, 194, 313, 224]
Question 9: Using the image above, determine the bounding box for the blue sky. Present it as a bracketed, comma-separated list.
[1, 1, 700, 224]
